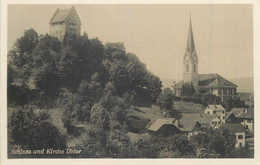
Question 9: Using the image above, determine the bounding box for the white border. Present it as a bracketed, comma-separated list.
[1, 0, 259, 165]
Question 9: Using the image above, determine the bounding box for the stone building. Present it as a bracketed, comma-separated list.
[174, 16, 237, 102]
[50, 6, 81, 41]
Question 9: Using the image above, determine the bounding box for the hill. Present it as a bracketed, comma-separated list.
[230, 77, 254, 93]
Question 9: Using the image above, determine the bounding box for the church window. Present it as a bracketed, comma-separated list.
[186, 64, 189, 72]
[223, 89, 227, 95]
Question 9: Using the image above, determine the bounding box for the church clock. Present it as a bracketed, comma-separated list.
[185, 55, 190, 61]
[192, 55, 197, 61]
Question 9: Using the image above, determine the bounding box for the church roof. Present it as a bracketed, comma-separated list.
[198, 74, 237, 87]
[186, 15, 196, 55]
[175, 74, 237, 88]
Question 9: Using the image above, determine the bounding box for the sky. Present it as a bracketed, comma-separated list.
[8, 4, 253, 80]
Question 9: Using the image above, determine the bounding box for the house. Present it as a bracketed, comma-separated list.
[204, 105, 226, 123]
[220, 123, 246, 148]
[147, 118, 181, 136]
[174, 16, 237, 102]
[176, 114, 201, 138]
[225, 112, 240, 123]
[238, 93, 254, 108]
[50, 6, 81, 41]
[199, 114, 222, 128]
[230, 108, 254, 133]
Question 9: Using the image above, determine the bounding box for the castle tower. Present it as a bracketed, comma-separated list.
[49, 6, 81, 41]
[183, 15, 198, 87]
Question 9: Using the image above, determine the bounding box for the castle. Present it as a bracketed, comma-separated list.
[49, 7, 81, 41]
[175, 16, 237, 102]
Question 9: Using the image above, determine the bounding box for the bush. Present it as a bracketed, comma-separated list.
[9, 106, 66, 149]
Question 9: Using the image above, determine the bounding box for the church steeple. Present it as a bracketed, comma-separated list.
[183, 14, 198, 87]
[186, 14, 196, 55]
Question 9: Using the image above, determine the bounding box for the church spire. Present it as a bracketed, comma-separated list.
[186, 14, 196, 54]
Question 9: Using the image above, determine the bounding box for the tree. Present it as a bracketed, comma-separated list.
[31, 34, 62, 97]
[190, 127, 235, 158]
[201, 93, 221, 105]
[180, 82, 195, 97]
[156, 88, 175, 117]
[9, 105, 66, 149]
[13, 29, 39, 67]
[222, 97, 248, 111]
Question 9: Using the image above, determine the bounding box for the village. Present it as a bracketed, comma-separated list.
[7, 5, 254, 158]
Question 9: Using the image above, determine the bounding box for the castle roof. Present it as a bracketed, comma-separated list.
[175, 73, 237, 88]
[50, 7, 80, 24]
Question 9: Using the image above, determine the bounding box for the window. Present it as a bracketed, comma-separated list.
[222, 111, 225, 114]
[247, 120, 251, 123]
[223, 89, 227, 95]
[238, 135, 243, 139]
[194, 65, 196, 73]
[223, 116, 225, 119]
[186, 64, 189, 72]
[246, 125, 248, 129]
[207, 112, 210, 115]
[213, 111, 216, 114]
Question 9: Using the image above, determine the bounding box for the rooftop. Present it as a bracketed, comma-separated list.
[147, 118, 175, 132]
[220, 123, 246, 133]
[175, 74, 237, 88]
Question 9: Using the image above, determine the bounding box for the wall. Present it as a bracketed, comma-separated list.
[50, 22, 65, 41]
[234, 132, 246, 148]
[241, 119, 254, 133]
[64, 8, 81, 36]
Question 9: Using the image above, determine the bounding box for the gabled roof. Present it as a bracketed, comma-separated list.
[148, 118, 175, 132]
[236, 108, 254, 119]
[220, 123, 246, 133]
[177, 120, 200, 132]
[176, 114, 201, 132]
[200, 114, 219, 125]
[50, 7, 80, 24]
[206, 105, 225, 111]
[225, 112, 233, 119]
[230, 108, 244, 116]
[179, 114, 202, 123]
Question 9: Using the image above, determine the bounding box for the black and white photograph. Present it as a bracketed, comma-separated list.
[1, 1, 259, 163]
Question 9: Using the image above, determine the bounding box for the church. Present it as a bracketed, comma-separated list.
[174, 16, 237, 102]
[49, 6, 81, 41]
